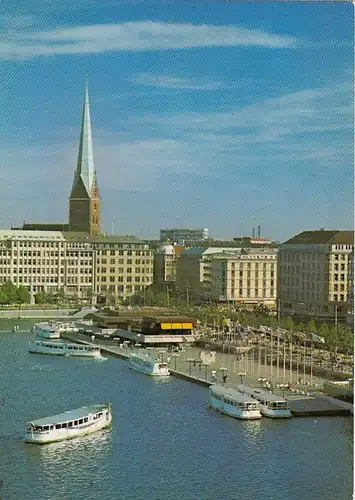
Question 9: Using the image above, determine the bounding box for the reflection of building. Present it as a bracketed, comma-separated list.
[160, 228, 208, 244]
[278, 230, 354, 320]
[347, 249, 354, 326]
[210, 249, 277, 307]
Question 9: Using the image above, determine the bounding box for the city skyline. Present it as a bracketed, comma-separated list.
[0, 1, 353, 241]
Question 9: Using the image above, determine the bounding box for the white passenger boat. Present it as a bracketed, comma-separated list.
[24, 404, 112, 444]
[28, 340, 102, 358]
[34, 322, 60, 339]
[128, 353, 170, 376]
[209, 385, 261, 420]
[237, 385, 292, 418]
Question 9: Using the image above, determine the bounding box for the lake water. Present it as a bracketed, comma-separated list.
[0, 320, 353, 500]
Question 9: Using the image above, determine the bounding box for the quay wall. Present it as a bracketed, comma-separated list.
[0, 309, 76, 319]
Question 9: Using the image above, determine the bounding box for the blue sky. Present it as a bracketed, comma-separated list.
[0, 1, 353, 241]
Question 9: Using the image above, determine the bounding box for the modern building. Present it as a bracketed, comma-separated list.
[176, 247, 242, 301]
[277, 230, 354, 320]
[160, 228, 208, 244]
[69, 80, 101, 235]
[210, 248, 278, 307]
[153, 243, 184, 290]
[0, 230, 153, 304]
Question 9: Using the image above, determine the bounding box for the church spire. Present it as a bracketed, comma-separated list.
[73, 77, 95, 196]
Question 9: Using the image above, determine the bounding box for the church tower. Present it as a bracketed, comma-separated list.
[69, 79, 101, 235]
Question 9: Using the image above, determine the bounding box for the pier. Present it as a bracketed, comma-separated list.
[60, 331, 353, 418]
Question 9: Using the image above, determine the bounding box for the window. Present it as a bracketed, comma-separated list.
[340, 294, 344, 302]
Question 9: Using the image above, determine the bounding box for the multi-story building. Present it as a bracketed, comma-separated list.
[210, 249, 278, 307]
[0, 230, 153, 304]
[160, 228, 208, 244]
[176, 247, 242, 300]
[92, 235, 154, 303]
[278, 230, 354, 320]
[347, 249, 354, 326]
[153, 243, 185, 290]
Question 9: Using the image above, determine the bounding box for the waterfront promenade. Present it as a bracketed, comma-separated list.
[62, 332, 328, 393]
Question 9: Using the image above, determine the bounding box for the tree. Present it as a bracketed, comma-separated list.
[283, 316, 294, 331]
[17, 285, 30, 305]
[1, 281, 18, 304]
[307, 320, 317, 334]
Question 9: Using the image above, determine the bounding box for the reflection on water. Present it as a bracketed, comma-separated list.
[240, 419, 264, 442]
[25, 428, 112, 463]
[152, 376, 172, 385]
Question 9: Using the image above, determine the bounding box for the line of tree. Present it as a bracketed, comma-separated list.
[0, 281, 31, 305]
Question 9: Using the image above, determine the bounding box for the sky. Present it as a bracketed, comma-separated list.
[0, 1, 353, 242]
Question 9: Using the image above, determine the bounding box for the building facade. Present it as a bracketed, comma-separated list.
[210, 249, 277, 307]
[278, 230, 354, 320]
[0, 230, 153, 304]
[347, 249, 354, 326]
[69, 81, 101, 235]
[160, 228, 208, 244]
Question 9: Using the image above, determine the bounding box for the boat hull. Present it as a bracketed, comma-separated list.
[129, 363, 170, 377]
[24, 414, 112, 444]
[209, 396, 261, 420]
[260, 407, 292, 418]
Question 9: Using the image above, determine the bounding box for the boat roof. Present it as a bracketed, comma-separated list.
[129, 353, 160, 363]
[210, 385, 257, 403]
[27, 404, 108, 426]
[33, 340, 99, 349]
[237, 385, 287, 402]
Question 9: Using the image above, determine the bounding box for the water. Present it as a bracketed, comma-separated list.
[0, 321, 353, 500]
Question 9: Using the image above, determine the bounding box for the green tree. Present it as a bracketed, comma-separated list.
[0, 288, 8, 305]
[297, 322, 305, 332]
[1, 281, 18, 304]
[283, 316, 294, 331]
[34, 292, 47, 304]
[17, 285, 30, 305]
[307, 320, 317, 334]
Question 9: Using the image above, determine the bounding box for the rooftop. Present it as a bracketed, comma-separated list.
[283, 230, 354, 246]
[28, 404, 108, 426]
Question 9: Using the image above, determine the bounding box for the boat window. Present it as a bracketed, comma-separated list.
[68, 421, 73, 427]
[74, 420, 78, 426]
[55, 424, 61, 429]
[62, 422, 67, 428]
[78, 419, 83, 425]
[268, 402, 277, 410]
[84, 417, 88, 423]
[43, 426, 49, 431]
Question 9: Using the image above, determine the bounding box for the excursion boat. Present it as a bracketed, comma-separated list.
[28, 340, 102, 358]
[209, 385, 261, 420]
[34, 322, 60, 339]
[128, 353, 170, 376]
[24, 404, 112, 444]
[237, 385, 292, 418]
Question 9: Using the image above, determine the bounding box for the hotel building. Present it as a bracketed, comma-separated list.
[277, 230, 354, 320]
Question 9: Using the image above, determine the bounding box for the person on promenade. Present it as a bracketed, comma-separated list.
[222, 373, 227, 384]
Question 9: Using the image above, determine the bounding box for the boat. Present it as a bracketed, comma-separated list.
[34, 322, 60, 339]
[24, 403, 112, 444]
[128, 352, 170, 376]
[209, 385, 261, 420]
[237, 385, 292, 418]
[28, 340, 102, 358]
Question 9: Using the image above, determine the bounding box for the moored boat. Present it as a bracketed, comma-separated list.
[24, 403, 112, 444]
[209, 385, 261, 420]
[28, 340, 102, 358]
[237, 385, 292, 418]
[128, 352, 170, 376]
[34, 322, 60, 339]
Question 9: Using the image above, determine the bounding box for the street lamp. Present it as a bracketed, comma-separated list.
[202, 362, 208, 380]
[187, 358, 194, 375]
[238, 371, 246, 385]
[172, 353, 180, 370]
[220, 367, 228, 385]
[135, 343, 142, 353]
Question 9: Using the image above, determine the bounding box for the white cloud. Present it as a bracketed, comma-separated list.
[0, 21, 297, 60]
[132, 73, 230, 90]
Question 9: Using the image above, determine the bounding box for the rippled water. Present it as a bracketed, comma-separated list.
[0, 322, 353, 500]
